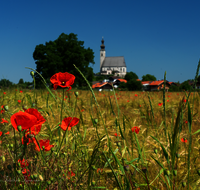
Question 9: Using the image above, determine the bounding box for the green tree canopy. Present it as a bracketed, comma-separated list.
[124, 72, 138, 82]
[126, 79, 143, 91]
[0, 79, 14, 88]
[179, 81, 192, 91]
[33, 33, 95, 89]
[142, 74, 156, 81]
[18, 78, 24, 84]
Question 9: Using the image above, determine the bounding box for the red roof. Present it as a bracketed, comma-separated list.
[92, 82, 112, 88]
[116, 79, 127, 83]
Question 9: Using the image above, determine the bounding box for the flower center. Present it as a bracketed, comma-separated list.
[61, 81, 66, 86]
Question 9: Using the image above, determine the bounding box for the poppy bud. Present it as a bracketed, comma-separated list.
[92, 181, 96, 186]
[94, 119, 98, 124]
[17, 126, 22, 132]
[92, 165, 96, 170]
[173, 170, 177, 176]
[17, 170, 21, 175]
[47, 180, 51, 185]
[74, 92, 79, 97]
[50, 177, 54, 181]
[22, 105, 28, 111]
[31, 175, 35, 180]
[164, 170, 170, 176]
[33, 174, 38, 179]
[154, 149, 158, 154]
[30, 71, 34, 77]
[9, 144, 13, 148]
[42, 146, 45, 150]
[182, 182, 186, 187]
[1, 156, 5, 163]
[4, 105, 8, 111]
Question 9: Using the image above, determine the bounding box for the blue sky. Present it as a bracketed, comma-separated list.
[1, 0, 200, 84]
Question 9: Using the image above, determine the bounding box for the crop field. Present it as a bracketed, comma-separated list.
[0, 70, 200, 189]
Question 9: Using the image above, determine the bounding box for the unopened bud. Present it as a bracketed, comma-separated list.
[17, 126, 22, 132]
[94, 119, 98, 124]
[173, 170, 177, 176]
[182, 182, 186, 187]
[1, 156, 5, 163]
[164, 170, 170, 176]
[4, 105, 8, 111]
[74, 92, 79, 97]
[47, 180, 51, 185]
[154, 149, 158, 154]
[30, 71, 34, 77]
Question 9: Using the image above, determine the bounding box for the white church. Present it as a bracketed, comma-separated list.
[100, 37, 127, 78]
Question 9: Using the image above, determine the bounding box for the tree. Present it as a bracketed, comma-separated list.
[142, 74, 156, 81]
[127, 79, 143, 91]
[179, 81, 192, 91]
[18, 78, 24, 84]
[124, 72, 138, 82]
[33, 33, 95, 89]
[0, 79, 14, 88]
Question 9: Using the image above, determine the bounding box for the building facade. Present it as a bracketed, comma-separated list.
[100, 37, 127, 78]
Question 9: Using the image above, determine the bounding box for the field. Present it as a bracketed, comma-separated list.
[0, 73, 200, 189]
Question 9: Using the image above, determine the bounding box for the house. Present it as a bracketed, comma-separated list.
[100, 37, 127, 78]
[141, 80, 171, 91]
[92, 78, 127, 91]
[187, 80, 200, 89]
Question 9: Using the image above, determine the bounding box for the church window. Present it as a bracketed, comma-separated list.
[123, 68, 125, 72]
[120, 68, 122, 71]
[101, 53, 103, 56]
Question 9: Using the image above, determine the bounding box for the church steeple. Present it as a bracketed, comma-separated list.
[100, 37, 105, 50]
[100, 37, 106, 71]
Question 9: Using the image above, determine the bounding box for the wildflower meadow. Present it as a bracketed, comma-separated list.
[0, 63, 200, 190]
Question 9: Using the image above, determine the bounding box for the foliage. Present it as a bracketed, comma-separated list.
[18, 78, 24, 84]
[126, 79, 143, 91]
[179, 81, 193, 91]
[124, 71, 138, 82]
[0, 78, 14, 88]
[142, 74, 157, 81]
[33, 33, 95, 89]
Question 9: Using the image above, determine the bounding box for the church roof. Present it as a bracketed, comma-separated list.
[102, 56, 126, 67]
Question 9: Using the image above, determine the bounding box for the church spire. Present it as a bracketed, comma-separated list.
[100, 36, 105, 50]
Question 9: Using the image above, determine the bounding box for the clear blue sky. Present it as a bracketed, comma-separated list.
[1, 0, 200, 84]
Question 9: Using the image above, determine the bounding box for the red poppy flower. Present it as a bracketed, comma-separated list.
[5, 131, 9, 135]
[167, 100, 169, 102]
[34, 139, 54, 152]
[50, 72, 75, 91]
[177, 93, 179, 95]
[183, 99, 186, 103]
[11, 108, 46, 132]
[3, 92, 6, 95]
[181, 138, 187, 143]
[0, 131, 2, 136]
[18, 100, 21, 104]
[20, 91, 23, 93]
[185, 120, 188, 124]
[1, 118, 8, 124]
[60, 117, 79, 131]
[131, 126, 140, 134]
[18, 158, 29, 168]
[114, 133, 120, 137]
[135, 94, 138, 97]
[81, 109, 84, 112]
[139, 105, 141, 107]
[168, 95, 170, 98]
[158, 103, 163, 106]
[127, 100, 129, 102]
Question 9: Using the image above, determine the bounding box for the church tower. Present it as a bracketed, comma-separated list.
[100, 37, 106, 71]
